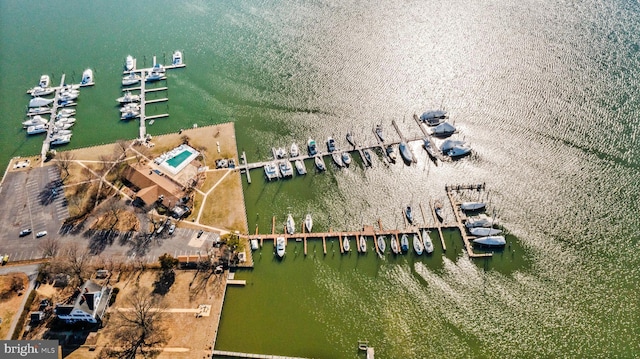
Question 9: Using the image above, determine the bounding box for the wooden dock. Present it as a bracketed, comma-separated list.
[429, 200, 447, 252]
[445, 186, 492, 258]
[211, 350, 309, 359]
[412, 113, 448, 162]
[391, 119, 417, 163]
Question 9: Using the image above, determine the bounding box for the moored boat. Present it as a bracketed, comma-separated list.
[423, 137, 436, 159]
[448, 144, 472, 158]
[465, 214, 494, 228]
[430, 122, 456, 137]
[413, 234, 424, 255]
[440, 139, 466, 153]
[359, 236, 367, 252]
[172, 50, 183, 65]
[469, 227, 502, 236]
[434, 200, 444, 222]
[80, 68, 93, 86]
[29, 97, 54, 108]
[420, 110, 447, 125]
[377, 236, 386, 253]
[264, 163, 278, 180]
[422, 229, 434, 254]
[390, 236, 400, 254]
[399, 141, 414, 163]
[305, 214, 313, 233]
[342, 151, 352, 166]
[327, 137, 336, 152]
[22, 116, 48, 128]
[279, 161, 293, 177]
[125, 55, 134, 71]
[122, 71, 141, 86]
[343, 236, 350, 252]
[117, 91, 140, 104]
[27, 124, 47, 135]
[53, 121, 73, 130]
[386, 145, 397, 162]
[362, 149, 372, 167]
[120, 110, 140, 120]
[346, 131, 355, 147]
[294, 159, 307, 175]
[400, 234, 409, 253]
[332, 152, 344, 167]
[39, 75, 50, 88]
[28, 107, 52, 115]
[314, 155, 326, 171]
[274, 147, 286, 159]
[307, 138, 318, 156]
[404, 205, 414, 224]
[120, 103, 141, 113]
[145, 70, 166, 82]
[286, 214, 295, 235]
[57, 108, 76, 117]
[290, 142, 299, 157]
[460, 202, 486, 211]
[473, 235, 506, 247]
[375, 124, 384, 142]
[50, 134, 71, 145]
[276, 237, 286, 258]
[28, 86, 55, 97]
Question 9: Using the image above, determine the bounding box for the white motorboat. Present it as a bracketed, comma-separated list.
[460, 202, 486, 211]
[28, 107, 52, 115]
[172, 50, 183, 65]
[342, 151, 352, 166]
[305, 213, 313, 233]
[22, 116, 48, 127]
[469, 227, 502, 236]
[343, 236, 350, 252]
[264, 163, 278, 180]
[152, 62, 166, 73]
[377, 236, 386, 253]
[54, 121, 73, 130]
[279, 161, 293, 177]
[332, 152, 344, 167]
[399, 141, 414, 163]
[145, 70, 166, 82]
[122, 71, 142, 86]
[413, 234, 424, 255]
[80, 68, 93, 86]
[400, 234, 409, 253]
[50, 134, 71, 145]
[307, 138, 318, 156]
[27, 124, 47, 135]
[314, 155, 326, 171]
[286, 214, 295, 235]
[359, 236, 367, 252]
[294, 159, 307, 175]
[39, 75, 50, 88]
[448, 144, 472, 158]
[422, 229, 434, 254]
[327, 136, 336, 152]
[276, 237, 286, 258]
[117, 91, 140, 104]
[274, 147, 286, 159]
[473, 236, 506, 247]
[29, 86, 55, 97]
[120, 103, 140, 112]
[430, 122, 456, 137]
[57, 108, 76, 117]
[465, 214, 494, 228]
[390, 236, 400, 254]
[58, 91, 79, 102]
[290, 142, 300, 157]
[125, 55, 134, 71]
[55, 117, 76, 124]
[121, 110, 140, 120]
[50, 128, 72, 136]
[29, 97, 53, 108]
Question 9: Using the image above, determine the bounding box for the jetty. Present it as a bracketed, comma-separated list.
[211, 350, 309, 359]
[445, 183, 492, 258]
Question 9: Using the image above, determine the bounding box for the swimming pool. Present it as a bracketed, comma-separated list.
[166, 150, 192, 168]
[158, 145, 199, 175]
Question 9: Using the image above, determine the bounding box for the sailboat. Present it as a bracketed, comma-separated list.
[422, 229, 434, 254]
[359, 236, 367, 252]
[276, 237, 286, 258]
[460, 202, 486, 211]
[343, 236, 350, 252]
[390, 236, 400, 254]
[400, 234, 409, 253]
[377, 236, 386, 253]
[286, 214, 295, 235]
[404, 205, 414, 224]
[413, 234, 424, 255]
[305, 213, 313, 233]
[469, 227, 502, 236]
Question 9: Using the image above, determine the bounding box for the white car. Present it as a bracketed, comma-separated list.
[36, 231, 47, 238]
[168, 224, 176, 235]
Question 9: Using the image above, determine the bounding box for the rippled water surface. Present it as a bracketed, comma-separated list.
[1, 0, 639, 357]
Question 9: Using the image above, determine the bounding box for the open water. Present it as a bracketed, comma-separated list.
[1, 0, 639, 357]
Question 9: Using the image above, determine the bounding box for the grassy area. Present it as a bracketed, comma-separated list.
[0, 273, 28, 339]
[200, 170, 229, 193]
[199, 171, 247, 232]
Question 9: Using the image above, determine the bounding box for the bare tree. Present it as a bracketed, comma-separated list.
[115, 139, 131, 160]
[56, 151, 76, 181]
[39, 237, 60, 258]
[64, 243, 92, 285]
[112, 287, 169, 358]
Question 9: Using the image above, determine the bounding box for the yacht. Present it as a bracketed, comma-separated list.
[58, 91, 79, 102]
[400, 234, 409, 253]
[50, 134, 71, 145]
[50, 128, 72, 136]
[377, 236, 386, 253]
[278, 161, 293, 177]
[430, 122, 456, 137]
[39, 75, 50, 88]
[290, 142, 300, 157]
[286, 214, 295, 235]
[469, 227, 502, 236]
[294, 159, 307, 175]
[122, 72, 141, 86]
[117, 91, 140, 104]
[460, 202, 486, 211]
[314, 155, 326, 171]
[332, 152, 344, 167]
[473, 236, 506, 247]
[29, 97, 53, 108]
[346, 131, 355, 147]
[399, 141, 413, 163]
[27, 124, 47, 135]
[307, 138, 318, 156]
[404, 205, 414, 224]
[422, 229, 434, 254]
[264, 163, 278, 180]
[362, 149, 372, 167]
[22, 116, 48, 128]
[120, 103, 140, 113]
[413, 234, 424, 255]
[53, 122, 73, 130]
[145, 70, 166, 82]
[327, 137, 336, 152]
[447, 144, 472, 158]
[57, 108, 76, 117]
[28, 107, 52, 115]
[304, 213, 313, 233]
[390, 236, 400, 254]
[359, 236, 367, 252]
[55, 117, 76, 124]
[125, 55, 134, 71]
[375, 124, 384, 142]
[121, 110, 140, 120]
[343, 236, 351, 252]
[274, 147, 286, 159]
[465, 214, 494, 228]
[275, 237, 286, 258]
[29, 86, 55, 97]
[342, 151, 352, 166]
[172, 50, 183, 65]
[80, 68, 93, 86]
[385, 146, 397, 162]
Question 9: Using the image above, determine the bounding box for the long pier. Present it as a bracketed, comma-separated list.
[445, 184, 492, 258]
[212, 350, 309, 359]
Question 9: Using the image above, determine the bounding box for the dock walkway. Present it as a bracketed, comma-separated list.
[212, 350, 309, 359]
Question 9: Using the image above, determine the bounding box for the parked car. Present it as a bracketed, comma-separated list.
[36, 231, 47, 238]
[197, 230, 204, 238]
[168, 224, 176, 235]
[19, 228, 32, 237]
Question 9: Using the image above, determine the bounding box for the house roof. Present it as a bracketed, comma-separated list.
[55, 280, 109, 319]
[124, 164, 183, 207]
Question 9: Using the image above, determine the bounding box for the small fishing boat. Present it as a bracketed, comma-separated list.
[122, 71, 141, 86]
[386, 146, 397, 162]
[399, 141, 414, 163]
[448, 144, 472, 158]
[400, 234, 409, 253]
[29, 97, 53, 108]
[27, 124, 47, 135]
[460, 202, 486, 211]
[332, 152, 344, 167]
[413, 234, 424, 255]
[404, 205, 414, 224]
[377, 236, 386, 253]
[116, 91, 140, 104]
[390, 236, 400, 254]
[422, 229, 434, 254]
[434, 200, 444, 222]
[342, 151, 352, 166]
[305, 214, 313, 233]
[286, 214, 295, 235]
[359, 236, 367, 252]
[80, 68, 93, 86]
[290, 142, 300, 157]
[327, 137, 336, 152]
[314, 155, 326, 171]
[473, 236, 506, 247]
[343, 236, 350, 252]
[278, 161, 293, 177]
[375, 124, 384, 142]
[294, 159, 307, 175]
[346, 131, 355, 147]
[362, 149, 372, 167]
[172, 50, 183, 65]
[264, 163, 278, 180]
[276, 237, 286, 258]
[125, 55, 134, 71]
[39, 75, 50, 88]
[430, 122, 456, 137]
[469, 227, 502, 236]
[307, 138, 318, 156]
